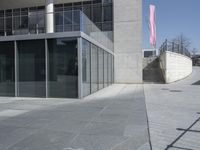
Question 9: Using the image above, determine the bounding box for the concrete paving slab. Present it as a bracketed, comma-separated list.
[0, 84, 151, 150]
[145, 67, 200, 150]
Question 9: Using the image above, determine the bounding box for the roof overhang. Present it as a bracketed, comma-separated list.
[0, 0, 90, 10]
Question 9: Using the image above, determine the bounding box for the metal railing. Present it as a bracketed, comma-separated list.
[159, 39, 191, 57]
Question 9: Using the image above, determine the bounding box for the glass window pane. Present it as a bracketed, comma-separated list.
[55, 12, 64, 32]
[6, 17, 12, 35]
[0, 11, 4, 36]
[55, 4, 63, 12]
[64, 11, 72, 31]
[48, 38, 78, 98]
[112, 55, 114, 83]
[108, 53, 112, 85]
[13, 16, 20, 35]
[37, 7, 45, 33]
[29, 10, 37, 34]
[82, 39, 91, 96]
[64, 3, 72, 11]
[91, 44, 98, 93]
[98, 48, 104, 89]
[17, 40, 46, 97]
[83, 4, 91, 20]
[0, 10, 4, 17]
[92, 4, 102, 23]
[104, 51, 108, 87]
[103, 4, 112, 22]
[0, 15, 4, 36]
[0, 42, 15, 96]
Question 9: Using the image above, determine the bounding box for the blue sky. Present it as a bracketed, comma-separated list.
[143, 0, 200, 52]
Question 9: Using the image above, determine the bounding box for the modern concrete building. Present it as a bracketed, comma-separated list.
[0, 0, 142, 98]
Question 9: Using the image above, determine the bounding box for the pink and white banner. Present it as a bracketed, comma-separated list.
[149, 4, 156, 48]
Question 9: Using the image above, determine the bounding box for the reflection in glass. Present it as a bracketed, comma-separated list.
[17, 40, 46, 97]
[91, 44, 98, 93]
[108, 53, 112, 85]
[82, 39, 91, 96]
[5, 10, 12, 36]
[98, 48, 104, 89]
[48, 38, 78, 98]
[0, 11, 4, 36]
[104, 51, 108, 87]
[0, 42, 15, 96]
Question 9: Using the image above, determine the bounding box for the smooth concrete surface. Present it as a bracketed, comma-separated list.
[46, 0, 54, 33]
[0, 84, 151, 150]
[144, 67, 200, 150]
[160, 51, 193, 83]
[114, 0, 143, 83]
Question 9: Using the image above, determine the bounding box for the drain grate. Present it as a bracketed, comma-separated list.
[64, 148, 84, 150]
[161, 88, 169, 90]
[170, 90, 182, 92]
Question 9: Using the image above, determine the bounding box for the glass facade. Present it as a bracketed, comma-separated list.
[54, 0, 113, 33]
[48, 38, 78, 98]
[81, 38, 114, 97]
[91, 44, 98, 93]
[17, 40, 46, 97]
[0, 37, 113, 98]
[0, 0, 114, 98]
[0, 6, 45, 36]
[0, 42, 15, 96]
[82, 39, 91, 97]
[98, 48, 104, 89]
[104, 51, 108, 87]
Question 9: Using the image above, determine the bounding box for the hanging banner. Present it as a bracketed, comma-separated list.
[149, 4, 156, 48]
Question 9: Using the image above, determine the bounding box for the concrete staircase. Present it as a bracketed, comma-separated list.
[143, 57, 164, 83]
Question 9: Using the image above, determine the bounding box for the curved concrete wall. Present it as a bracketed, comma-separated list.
[160, 51, 192, 83]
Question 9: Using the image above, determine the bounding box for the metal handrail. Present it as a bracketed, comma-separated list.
[159, 39, 191, 57]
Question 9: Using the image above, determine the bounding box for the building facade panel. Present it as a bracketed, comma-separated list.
[114, 0, 142, 83]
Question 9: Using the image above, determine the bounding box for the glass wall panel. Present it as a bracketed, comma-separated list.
[29, 7, 38, 34]
[103, 4, 112, 22]
[55, 4, 64, 32]
[0, 42, 15, 96]
[37, 6, 45, 33]
[91, 44, 98, 93]
[98, 48, 104, 89]
[104, 51, 108, 87]
[5, 10, 12, 35]
[64, 4, 72, 31]
[82, 39, 91, 96]
[111, 55, 114, 83]
[83, 2, 92, 20]
[108, 53, 112, 85]
[92, 4, 102, 23]
[17, 40, 46, 97]
[48, 38, 78, 98]
[0, 11, 4, 36]
[13, 9, 20, 35]
[20, 8, 28, 34]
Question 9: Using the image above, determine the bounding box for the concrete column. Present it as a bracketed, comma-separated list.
[114, 0, 143, 83]
[46, 0, 54, 33]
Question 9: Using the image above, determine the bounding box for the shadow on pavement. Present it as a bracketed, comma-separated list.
[165, 114, 200, 150]
[191, 80, 200, 85]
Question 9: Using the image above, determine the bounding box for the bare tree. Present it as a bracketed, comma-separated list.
[171, 34, 191, 49]
[191, 48, 198, 56]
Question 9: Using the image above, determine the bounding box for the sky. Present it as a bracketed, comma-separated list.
[143, 0, 200, 53]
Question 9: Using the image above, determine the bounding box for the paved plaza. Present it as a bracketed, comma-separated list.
[145, 67, 200, 150]
[0, 85, 150, 150]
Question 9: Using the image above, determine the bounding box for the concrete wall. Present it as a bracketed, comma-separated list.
[160, 51, 192, 83]
[114, 0, 142, 83]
